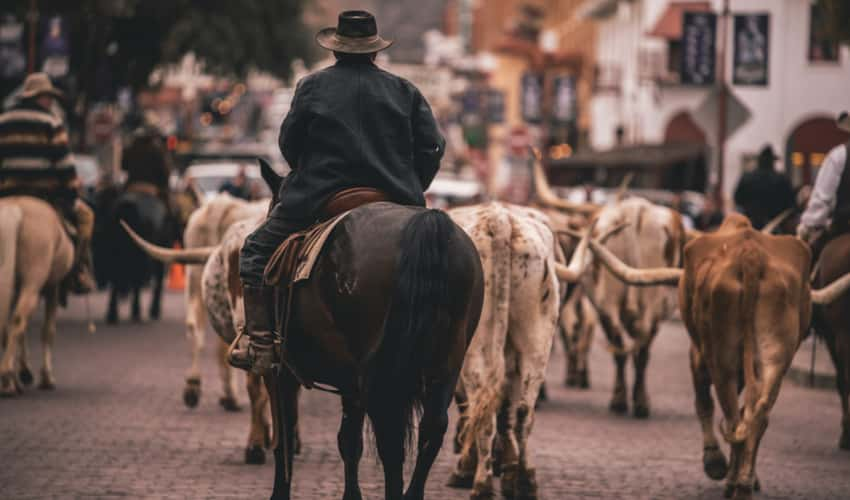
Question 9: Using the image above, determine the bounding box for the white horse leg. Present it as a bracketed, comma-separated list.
[39, 288, 59, 390]
[17, 322, 33, 387]
[0, 288, 39, 396]
[183, 267, 205, 408]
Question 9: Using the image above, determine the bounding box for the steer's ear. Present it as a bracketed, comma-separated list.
[258, 158, 282, 194]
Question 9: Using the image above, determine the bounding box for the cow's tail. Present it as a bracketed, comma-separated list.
[729, 239, 766, 444]
[459, 207, 512, 457]
[374, 208, 456, 452]
[0, 204, 23, 333]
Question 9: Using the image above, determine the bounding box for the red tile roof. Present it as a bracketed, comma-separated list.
[649, 2, 711, 39]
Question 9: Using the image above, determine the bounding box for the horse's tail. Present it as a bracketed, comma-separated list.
[0, 204, 23, 332]
[374, 209, 455, 450]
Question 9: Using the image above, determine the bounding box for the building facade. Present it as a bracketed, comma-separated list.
[588, 0, 850, 201]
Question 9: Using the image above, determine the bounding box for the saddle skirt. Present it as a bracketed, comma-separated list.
[263, 210, 352, 287]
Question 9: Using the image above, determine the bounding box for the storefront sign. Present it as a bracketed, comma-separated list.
[681, 12, 716, 86]
[733, 13, 769, 86]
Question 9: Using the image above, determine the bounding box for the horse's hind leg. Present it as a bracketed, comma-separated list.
[217, 339, 240, 411]
[0, 287, 39, 396]
[338, 396, 366, 500]
[370, 405, 406, 500]
[245, 371, 269, 464]
[17, 324, 33, 387]
[131, 286, 141, 322]
[38, 288, 59, 390]
[106, 287, 119, 324]
[149, 263, 164, 320]
[405, 377, 457, 500]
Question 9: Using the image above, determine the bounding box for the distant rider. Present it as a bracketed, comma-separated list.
[733, 144, 795, 230]
[229, 10, 445, 373]
[0, 73, 95, 293]
[797, 112, 850, 248]
[121, 123, 173, 209]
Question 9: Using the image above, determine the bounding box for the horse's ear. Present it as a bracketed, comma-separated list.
[258, 158, 282, 194]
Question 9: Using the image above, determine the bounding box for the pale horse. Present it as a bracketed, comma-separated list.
[0, 197, 75, 396]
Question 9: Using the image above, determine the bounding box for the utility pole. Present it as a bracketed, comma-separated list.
[26, 0, 37, 74]
[715, 0, 730, 205]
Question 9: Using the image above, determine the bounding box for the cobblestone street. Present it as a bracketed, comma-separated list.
[1, 291, 849, 499]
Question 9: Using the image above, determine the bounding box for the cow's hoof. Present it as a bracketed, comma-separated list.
[245, 445, 266, 465]
[732, 484, 753, 500]
[723, 482, 736, 498]
[578, 371, 590, 389]
[470, 480, 495, 500]
[703, 446, 728, 480]
[501, 464, 518, 499]
[447, 470, 474, 489]
[183, 379, 201, 408]
[38, 379, 55, 391]
[516, 468, 538, 500]
[753, 477, 761, 492]
[19, 367, 34, 386]
[609, 399, 628, 415]
[149, 307, 161, 321]
[633, 404, 650, 419]
[106, 314, 118, 325]
[0, 375, 19, 397]
[219, 396, 241, 412]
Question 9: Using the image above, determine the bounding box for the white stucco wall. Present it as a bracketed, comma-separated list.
[590, 0, 850, 199]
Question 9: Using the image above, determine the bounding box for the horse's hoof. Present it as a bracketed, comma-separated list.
[447, 471, 474, 489]
[19, 367, 34, 386]
[183, 380, 201, 408]
[633, 404, 650, 419]
[753, 477, 761, 492]
[149, 309, 161, 321]
[106, 314, 118, 325]
[219, 396, 241, 412]
[703, 446, 728, 480]
[839, 427, 850, 450]
[724, 482, 736, 498]
[245, 445, 266, 465]
[609, 399, 628, 415]
[38, 379, 55, 391]
[579, 370, 590, 389]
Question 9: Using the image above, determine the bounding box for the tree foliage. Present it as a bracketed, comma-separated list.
[7, 0, 320, 92]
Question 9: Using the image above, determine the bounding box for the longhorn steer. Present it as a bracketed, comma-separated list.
[583, 213, 850, 499]
[447, 203, 562, 500]
[179, 193, 267, 409]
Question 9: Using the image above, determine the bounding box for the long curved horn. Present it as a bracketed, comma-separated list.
[585, 236, 682, 286]
[811, 271, 850, 304]
[761, 208, 794, 234]
[120, 220, 215, 264]
[530, 147, 598, 215]
[553, 221, 628, 282]
[614, 172, 634, 202]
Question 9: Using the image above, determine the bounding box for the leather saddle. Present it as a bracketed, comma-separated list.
[261, 187, 390, 389]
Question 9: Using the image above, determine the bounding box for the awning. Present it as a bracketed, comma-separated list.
[575, 0, 620, 20]
[648, 2, 711, 39]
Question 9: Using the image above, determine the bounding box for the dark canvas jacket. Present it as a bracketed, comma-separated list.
[277, 58, 445, 221]
[733, 167, 795, 230]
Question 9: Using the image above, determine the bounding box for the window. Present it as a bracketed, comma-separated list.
[667, 40, 683, 76]
[809, 3, 840, 62]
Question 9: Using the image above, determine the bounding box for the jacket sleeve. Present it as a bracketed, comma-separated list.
[279, 78, 312, 170]
[411, 89, 445, 190]
[801, 145, 847, 229]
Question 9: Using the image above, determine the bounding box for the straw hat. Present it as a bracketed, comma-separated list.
[20, 72, 64, 100]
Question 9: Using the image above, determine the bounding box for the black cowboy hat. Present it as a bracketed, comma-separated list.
[316, 10, 393, 54]
[839, 111, 850, 133]
[757, 144, 780, 167]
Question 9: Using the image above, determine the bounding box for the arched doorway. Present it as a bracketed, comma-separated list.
[664, 111, 707, 145]
[786, 117, 850, 185]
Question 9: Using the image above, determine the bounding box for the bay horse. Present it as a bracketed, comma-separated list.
[259, 162, 484, 500]
[0, 196, 75, 396]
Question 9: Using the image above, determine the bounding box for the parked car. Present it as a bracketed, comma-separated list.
[182, 160, 272, 201]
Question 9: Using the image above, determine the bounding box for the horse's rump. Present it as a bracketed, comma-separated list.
[101, 190, 171, 293]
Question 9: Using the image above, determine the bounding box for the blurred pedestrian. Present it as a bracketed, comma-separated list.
[219, 165, 252, 200]
[0, 72, 95, 293]
[695, 196, 724, 231]
[231, 10, 445, 372]
[733, 144, 794, 229]
[796, 111, 850, 249]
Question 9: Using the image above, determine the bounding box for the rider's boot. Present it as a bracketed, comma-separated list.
[69, 200, 96, 294]
[228, 284, 277, 373]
